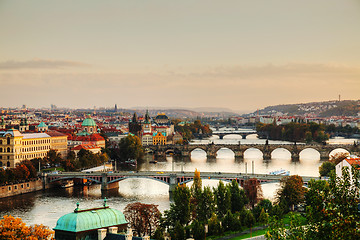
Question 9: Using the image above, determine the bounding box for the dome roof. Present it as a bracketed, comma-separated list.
[1, 129, 22, 137]
[155, 114, 169, 120]
[54, 206, 127, 233]
[37, 122, 48, 128]
[82, 115, 97, 127]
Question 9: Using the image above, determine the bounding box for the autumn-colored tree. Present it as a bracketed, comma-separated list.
[330, 151, 349, 165]
[243, 178, 263, 208]
[190, 169, 202, 219]
[124, 202, 161, 237]
[0, 215, 54, 240]
[276, 175, 307, 211]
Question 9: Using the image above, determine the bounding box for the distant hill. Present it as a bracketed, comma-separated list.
[246, 100, 360, 117]
[131, 107, 238, 119]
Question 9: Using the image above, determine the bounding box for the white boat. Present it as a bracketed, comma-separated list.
[61, 180, 74, 188]
[269, 169, 290, 176]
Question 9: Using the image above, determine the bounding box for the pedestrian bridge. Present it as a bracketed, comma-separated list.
[46, 171, 319, 193]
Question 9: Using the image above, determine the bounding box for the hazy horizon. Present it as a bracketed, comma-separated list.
[1, 1, 359, 112]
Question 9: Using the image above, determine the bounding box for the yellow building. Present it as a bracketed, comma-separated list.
[0, 129, 68, 168]
[47, 130, 68, 158]
[152, 132, 166, 145]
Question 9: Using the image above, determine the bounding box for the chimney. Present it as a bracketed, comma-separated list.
[98, 228, 107, 240]
[126, 227, 133, 240]
[109, 227, 118, 234]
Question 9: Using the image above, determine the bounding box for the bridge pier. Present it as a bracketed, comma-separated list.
[234, 150, 243, 158]
[291, 152, 299, 161]
[320, 152, 329, 160]
[169, 173, 177, 199]
[101, 173, 119, 191]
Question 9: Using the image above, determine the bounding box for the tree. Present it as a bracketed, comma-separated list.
[117, 135, 144, 162]
[196, 186, 215, 223]
[208, 213, 222, 236]
[258, 208, 269, 225]
[172, 221, 186, 240]
[163, 184, 191, 228]
[268, 167, 360, 239]
[243, 178, 263, 208]
[319, 161, 335, 177]
[276, 175, 307, 211]
[330, 151, 349, 165]
[191, 220, 205, 240]
[0, 215, 54, 240]
[213, 181, 231, 218]
[190, 169, 202, 219]
[227, 180, 248, 213]
[124, 202, 161, 236]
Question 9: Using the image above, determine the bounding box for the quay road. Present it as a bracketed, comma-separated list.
[46, 171, 320, 194]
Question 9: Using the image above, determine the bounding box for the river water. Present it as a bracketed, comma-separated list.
[0, 133, 357, 229]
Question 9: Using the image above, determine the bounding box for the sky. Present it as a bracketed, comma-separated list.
[0, 0, 359, 113]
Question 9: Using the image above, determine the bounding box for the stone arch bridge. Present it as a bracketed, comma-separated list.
[147, 143, 360, 160]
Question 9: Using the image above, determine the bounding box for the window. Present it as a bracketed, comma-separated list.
[0, 148, 2, 152]
[26, 183, 29, 188]
[14, 185, 17, 190]
[8, 186, 11, 191]
[7, 161, 10, 167]
[7, 137, 10, 145]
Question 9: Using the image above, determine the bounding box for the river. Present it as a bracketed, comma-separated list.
[0, 133, 356, 229]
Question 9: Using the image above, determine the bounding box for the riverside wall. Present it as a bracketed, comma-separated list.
[0, 179, 45, 198]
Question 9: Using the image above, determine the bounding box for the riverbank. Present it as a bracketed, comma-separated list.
[0, 179, 45, 198]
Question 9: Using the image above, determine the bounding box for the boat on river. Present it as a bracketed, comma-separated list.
[269, 169, 290, 176]
[60, 180, 74, 188]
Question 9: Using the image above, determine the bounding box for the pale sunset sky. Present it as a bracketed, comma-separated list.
[0, 0, 359, 113]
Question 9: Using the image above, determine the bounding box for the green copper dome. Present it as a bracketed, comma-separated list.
[54, 206, 127, 233]
[37, 122, 47, 128]
[82, 115, 97, 127]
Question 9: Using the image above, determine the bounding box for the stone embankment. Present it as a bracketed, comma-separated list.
[0, 178, 45, 198]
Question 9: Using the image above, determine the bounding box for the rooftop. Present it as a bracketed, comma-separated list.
[54, 200, 127, 233]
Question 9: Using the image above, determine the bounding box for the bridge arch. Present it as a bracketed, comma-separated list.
[190, 148, 208, 159]
[329, 148, 350, 159]
[243, 147, 263, 159]
[299, 148, 321, 160]
[216, 147, 235, 158]
[107, 176, 170, 186]
[271, 148, 292, 159]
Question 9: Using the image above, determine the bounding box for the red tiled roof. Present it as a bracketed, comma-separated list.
[72, 144, 100, 151]
[46, 130, 67, 137]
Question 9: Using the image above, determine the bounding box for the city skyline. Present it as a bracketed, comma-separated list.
[1, 0, 360, 112]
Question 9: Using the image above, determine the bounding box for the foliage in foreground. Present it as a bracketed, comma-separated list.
[0, 215, 54, 240]
[266, 167, 360, 240]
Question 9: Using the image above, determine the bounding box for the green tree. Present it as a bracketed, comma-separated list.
[191, 220, 205, 240]
[172, 221, 186, 240]
[118, 135, 144, 162]
[258, 208, 269, 225]
[319, 161, 335, 177]
[213, 181, 231, 218]
[197, 186, 215, 223]
[208, 213, 222, 236]
[164, 184, 191, 228]
[227, 180, 248, 213]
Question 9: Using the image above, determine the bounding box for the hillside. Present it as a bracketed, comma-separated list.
[247, 100, 360, 117]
